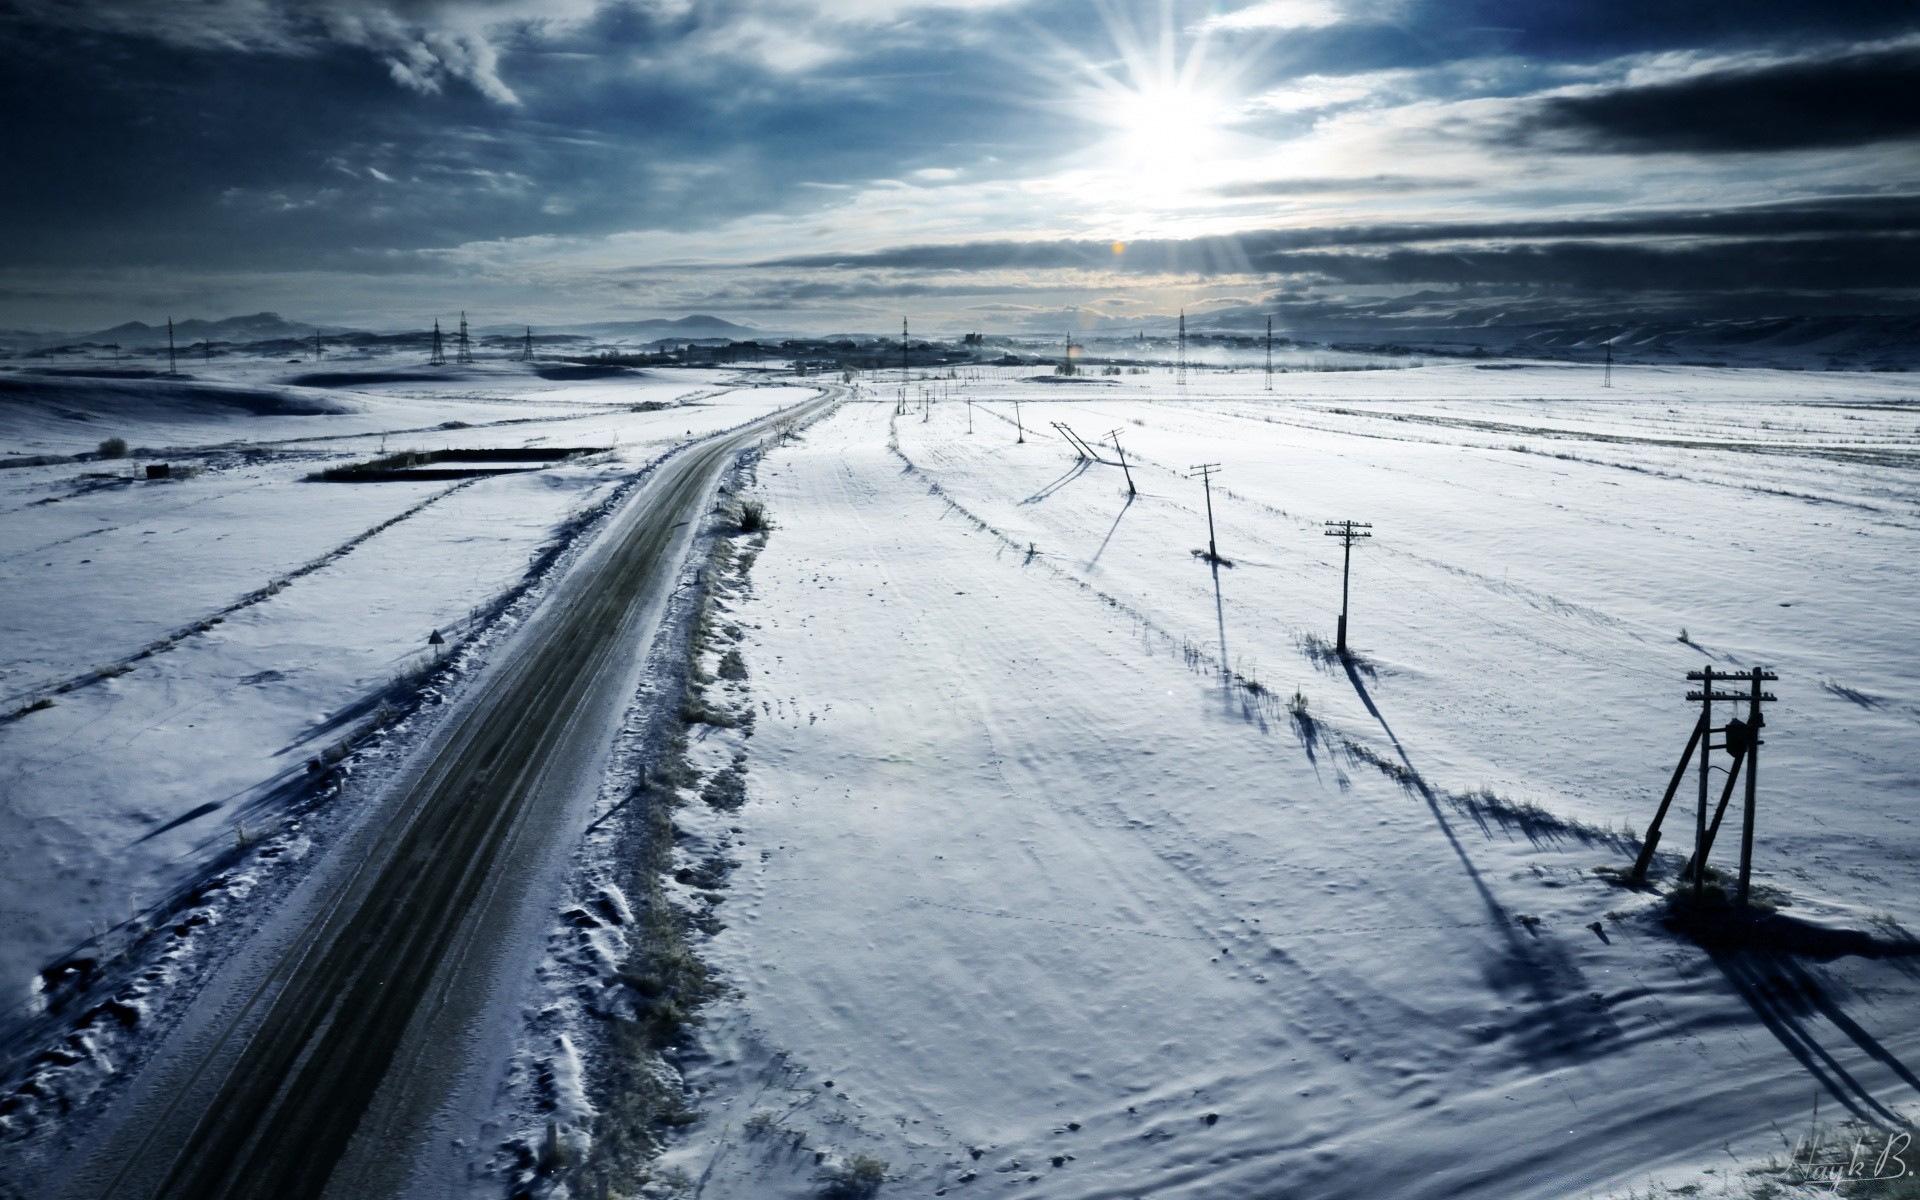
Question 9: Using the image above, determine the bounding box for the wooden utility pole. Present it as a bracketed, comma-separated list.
[1323, 520, 1372, 654]
[1189, 463, 1222, 563]
[1013, 398, 1025, 444]
[967, 396, 973, 433]
[1737, 669, 1767, 906]
[1265, 315, 1274, 391]
[1107, 429, 1136, 495]
[1603, 340, 1613, 389]
[1631, 667, 1775, 904]
[167, 317, 178, 376]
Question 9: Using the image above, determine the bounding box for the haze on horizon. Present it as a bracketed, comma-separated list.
[4, 0, 1917, 337]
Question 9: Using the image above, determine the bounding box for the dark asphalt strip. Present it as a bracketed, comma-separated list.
[73, 397, 828, 1200]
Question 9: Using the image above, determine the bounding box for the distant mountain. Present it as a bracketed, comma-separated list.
[72, 312, 344, 347]
[574, 315, 758, 340]
[1190, 300, 1920, 370]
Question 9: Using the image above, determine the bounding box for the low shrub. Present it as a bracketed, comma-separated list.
[98, 436, 127, 459]
[818, 1154, 888, 1198]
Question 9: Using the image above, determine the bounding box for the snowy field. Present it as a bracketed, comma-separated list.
[0, 361, 807, 1026]
[663, 363, 1920, 1198]
[2, 357, 1916, 1199]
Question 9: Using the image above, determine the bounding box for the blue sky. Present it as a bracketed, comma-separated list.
[3, 0, 1917, 335]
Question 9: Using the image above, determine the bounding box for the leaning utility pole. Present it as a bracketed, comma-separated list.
[167, 317, 179, 376]
[1108, 428, 1136, 495]
[1189, 463, 1222, 563]
[429, 319, 447, 366]
[1013, 398, 1025, 444]
[1177, 310, 1188, 388]
[1323, 519, 1373, 654]
[456, 311, 474, 364]
[1264, 316, 1274, 391]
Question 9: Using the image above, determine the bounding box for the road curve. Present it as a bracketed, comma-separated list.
[63, 389, 834, 1200]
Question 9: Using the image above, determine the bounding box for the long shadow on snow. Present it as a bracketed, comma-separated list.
[1019, 458, 1090, 505]
[1085, 493, 1134, 572]
[1340, 657, 1612, 1063]
[1709, 947, 1920, 1123]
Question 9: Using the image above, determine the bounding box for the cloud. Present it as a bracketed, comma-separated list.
[0, 0, 604, 103]
[756, 194, 1920, 273]
[1203, 0, 1348, 32]
[1520, 42, 1920, 154]
[1214, 174, 1472, 197]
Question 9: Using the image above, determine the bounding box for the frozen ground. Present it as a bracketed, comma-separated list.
[0, 360, 806, 1049]
[658, 363, 1920, 1198]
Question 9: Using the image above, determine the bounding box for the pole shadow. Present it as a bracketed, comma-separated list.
[1085, 492, 1135, 572]
[1709, 948, 1920, 1122]
[1339, 657, 1608, 1062]
[1020, 459, 1090, 505]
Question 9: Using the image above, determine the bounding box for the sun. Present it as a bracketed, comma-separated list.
[1054, 3, 1264, 204]
[1106, 77, 1231, 172]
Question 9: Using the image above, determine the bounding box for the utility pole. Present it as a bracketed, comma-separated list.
[1603, 340, 1614, 388]
[202, 339, 212, 363]
[1323, 520, 1372, 655]
[429, 319, 446, 366]
[456, 311, 474, 364]
[521, 326, 534, 362]
[1062, 333, 1073, 376]
[313, 330, 323, 362]
[966, 396, 973, 433]
[901, 317, 909, 408]
[1177, 310, 1188, 388]
[1265, 316, 1274, 391]
[1108, 428, 1136, 495]
[1013, 398, 1025, 444]
[1189, 463, 1222, 563]
[167, 317, 178, 376]
[1632, 668, 1775, 904]
[1737, 668, 1769, 907]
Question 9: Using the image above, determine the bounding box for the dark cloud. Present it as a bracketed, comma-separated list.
[759, 194, 1920, 275]
[1523, 44, 1920, 154]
